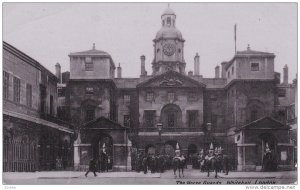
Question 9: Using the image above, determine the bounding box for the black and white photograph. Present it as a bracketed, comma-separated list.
[1, 1, 298, 187]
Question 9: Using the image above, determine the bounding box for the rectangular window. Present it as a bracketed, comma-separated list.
[13, 76, 20, 103]
[40, 85, 46, 113]
[251, 63, 259, 71]
[3, 71, 9, 99]
[144, 110, 155, 128]
[26, 84, 32, 107]
[232, 66, 234, 75]
[85, 57, 94, 71]
[227, 71, 230, 78]
[50, 95, 54, 115]
[278, 88, 286, 97]
[86, 108, 95, 122]
[146, 92, 154, 101]
[211, 114, 218, 128]
[124, 115, 130, 127]
[124, 94, 130, 102]
[188, 92, 197, 102]
[187, 110, 198, 128]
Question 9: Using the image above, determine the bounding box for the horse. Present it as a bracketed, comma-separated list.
[221, 154, 230, 175]
[172, 157, 186, 178]
[205, 156, 218, 178]
[197, 154, 206, 172]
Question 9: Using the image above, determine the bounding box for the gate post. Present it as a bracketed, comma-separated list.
[127, 139, 132, 171]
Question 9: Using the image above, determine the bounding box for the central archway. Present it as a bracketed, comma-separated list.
[161, 104, 182, 128]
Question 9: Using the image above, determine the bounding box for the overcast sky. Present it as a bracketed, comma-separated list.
[3, 3, 297, 81]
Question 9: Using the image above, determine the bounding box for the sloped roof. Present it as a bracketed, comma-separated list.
[82, 116, 128, 130]
[234, 116, 289, 132]
[69, 49, 111, 57]
[223, 47, 275, 70]
[236, 49, 275, 57]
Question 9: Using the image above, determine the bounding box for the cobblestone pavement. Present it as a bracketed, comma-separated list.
[2, 169, 298, 185]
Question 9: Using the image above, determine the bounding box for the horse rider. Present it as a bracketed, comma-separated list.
[205, 147, 215, 161]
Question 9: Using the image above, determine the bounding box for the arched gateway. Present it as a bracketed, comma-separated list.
[73, 117, 130, 171]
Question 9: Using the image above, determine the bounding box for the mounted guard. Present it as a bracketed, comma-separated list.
[172, 143, 186, 178]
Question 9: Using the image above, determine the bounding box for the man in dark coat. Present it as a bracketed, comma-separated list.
[85, 159, 97, 177]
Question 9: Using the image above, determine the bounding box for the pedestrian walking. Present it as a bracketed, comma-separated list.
[85, 159, 97, 177]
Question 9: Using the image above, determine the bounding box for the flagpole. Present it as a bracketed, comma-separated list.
[234, 24, 237, 54]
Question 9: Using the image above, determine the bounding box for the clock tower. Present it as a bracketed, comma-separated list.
[152, 7, 186, 75]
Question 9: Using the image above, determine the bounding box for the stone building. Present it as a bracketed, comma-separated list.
[3, 42, 74, 172]
[56, 7, 296, 171]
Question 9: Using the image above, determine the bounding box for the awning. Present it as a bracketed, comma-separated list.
[3, 110, 74, 134]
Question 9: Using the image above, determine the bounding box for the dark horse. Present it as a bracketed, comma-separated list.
[205, 157, 219, 178]
[206, 154, 230, 178]
[172, 157, 186, 178]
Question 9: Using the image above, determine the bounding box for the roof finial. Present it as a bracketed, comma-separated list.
[93, 43, 96, 50]
[247, 44, 250, 50]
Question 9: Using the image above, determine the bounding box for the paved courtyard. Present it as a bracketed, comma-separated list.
[2, 169, 298, 185]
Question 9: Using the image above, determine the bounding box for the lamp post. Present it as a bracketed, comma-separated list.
[157, 123, 163, 154]
[206, 122, 212, 149]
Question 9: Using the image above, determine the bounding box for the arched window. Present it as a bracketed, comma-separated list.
[167, 17, 171, 25]
[161, 104, 182, 128]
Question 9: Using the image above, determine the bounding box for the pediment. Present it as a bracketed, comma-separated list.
[137, 71, 205, 88]
[235, 117, 290, 132]
[82, 117, 127, 130]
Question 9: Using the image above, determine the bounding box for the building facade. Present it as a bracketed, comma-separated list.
[56, 7, 296, 171]
[3, 42, 74, 172]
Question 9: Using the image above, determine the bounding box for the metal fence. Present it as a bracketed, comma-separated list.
[3, 141, 37, 172]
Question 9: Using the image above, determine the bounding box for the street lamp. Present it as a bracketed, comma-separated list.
[157, 123, 163, 154]
[206, 122, 213, 150]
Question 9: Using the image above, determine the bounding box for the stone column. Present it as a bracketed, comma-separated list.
[73, 131, 81, 170]
[237, 146, 243, 171]
[127, 139, 132, 171]
[74, 144, 80, 170]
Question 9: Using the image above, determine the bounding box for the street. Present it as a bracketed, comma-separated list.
[2, 169, 297, 185]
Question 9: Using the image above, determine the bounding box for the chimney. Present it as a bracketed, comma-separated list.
[55, 62, 61, 83]
[140, 55, 146, 76]
[221, 62, 227, 78]
[194, 53, 200, 75]
[117, 63, 122, 78]
[215, 65, 220, 78]
[188, 71, 193, 77]
[283, 64, 288, 84]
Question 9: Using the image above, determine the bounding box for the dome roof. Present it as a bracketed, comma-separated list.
[155, 27, 183, 40]
[162, 7, 176, 16]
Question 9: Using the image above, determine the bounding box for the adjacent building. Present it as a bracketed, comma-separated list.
[3, 42, 74, 172]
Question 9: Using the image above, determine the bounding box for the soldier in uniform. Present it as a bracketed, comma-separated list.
[205, 143, 215, 161]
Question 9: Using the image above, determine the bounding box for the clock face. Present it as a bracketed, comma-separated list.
[163, 43, 176, 56]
